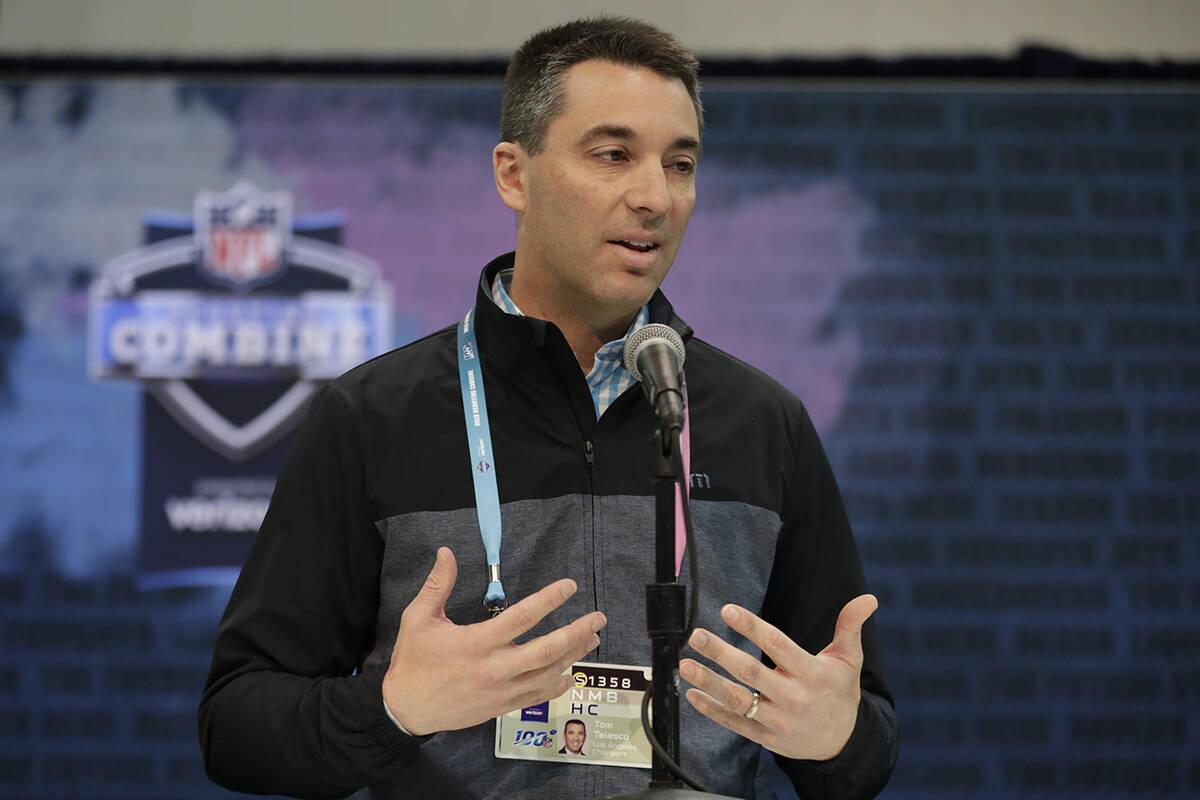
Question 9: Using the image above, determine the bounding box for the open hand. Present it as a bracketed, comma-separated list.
[383, 547, 606, 736]
[679, 594, 877, 761]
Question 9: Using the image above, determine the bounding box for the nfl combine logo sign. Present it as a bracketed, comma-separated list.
[89, 182, 392, 588]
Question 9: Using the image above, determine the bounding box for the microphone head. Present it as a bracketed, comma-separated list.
[623, 323, 686, 382]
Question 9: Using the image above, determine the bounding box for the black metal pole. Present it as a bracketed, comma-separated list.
[647, 427, 685, 788]
[589, 428, 739, 800]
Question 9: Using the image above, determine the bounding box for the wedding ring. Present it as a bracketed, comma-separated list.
[744, 690, 761, 720]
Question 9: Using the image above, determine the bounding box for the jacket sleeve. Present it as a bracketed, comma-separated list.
[197, 384, 421, 799]
[759, 406, 898, 799]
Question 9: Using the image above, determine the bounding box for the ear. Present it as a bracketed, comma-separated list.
[493, 141, 528, 214]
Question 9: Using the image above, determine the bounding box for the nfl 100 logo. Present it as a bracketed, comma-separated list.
[89, 181, 392, 588]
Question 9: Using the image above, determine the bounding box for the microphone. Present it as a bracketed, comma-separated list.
[623, 323, 686, 433]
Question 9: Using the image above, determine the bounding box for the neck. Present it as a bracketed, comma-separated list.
[507, 272, 637, 372]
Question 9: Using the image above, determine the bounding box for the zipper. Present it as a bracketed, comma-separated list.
[584, 439, 599, 645]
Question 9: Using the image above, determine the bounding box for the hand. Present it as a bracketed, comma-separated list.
[382, 547, 606, 736]
[679, 594, 877, 761]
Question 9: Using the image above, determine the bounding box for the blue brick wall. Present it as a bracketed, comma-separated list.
[0, 80, 1197, 798]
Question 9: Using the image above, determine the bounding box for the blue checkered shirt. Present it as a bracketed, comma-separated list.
[491, 269, 648, 419]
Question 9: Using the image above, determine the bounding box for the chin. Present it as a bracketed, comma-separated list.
[609, 270, 666, 300]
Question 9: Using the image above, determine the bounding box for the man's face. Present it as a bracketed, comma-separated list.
[500, 59, 700, 318]
[564, 721, 586, 753]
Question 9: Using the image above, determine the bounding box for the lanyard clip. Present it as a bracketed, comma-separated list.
[484, 563, 506, 617]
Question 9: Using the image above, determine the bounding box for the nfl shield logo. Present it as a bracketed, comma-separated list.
[195, 181, 291, 289]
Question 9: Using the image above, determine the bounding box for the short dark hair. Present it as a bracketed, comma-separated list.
[564, 718, 586, 731]
[500, 16, 703, 155]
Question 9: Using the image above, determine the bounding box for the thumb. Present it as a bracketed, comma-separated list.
[407, 547, 458, 620]
[822, 593, 878, 669]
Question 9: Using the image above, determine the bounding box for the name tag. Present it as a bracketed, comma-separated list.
[494, 662, 653, 769]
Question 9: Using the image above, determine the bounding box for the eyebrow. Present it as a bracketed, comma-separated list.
[578, 124, 702, 155]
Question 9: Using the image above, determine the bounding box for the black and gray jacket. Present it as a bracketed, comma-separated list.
[199, 253, 897, 799]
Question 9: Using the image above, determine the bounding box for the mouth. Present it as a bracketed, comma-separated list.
[609, 239, 661, 254]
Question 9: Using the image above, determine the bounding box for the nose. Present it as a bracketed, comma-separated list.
[626, 161, 672, 218]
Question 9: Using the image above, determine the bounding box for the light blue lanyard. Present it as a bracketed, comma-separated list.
[457, 308, 506, 614]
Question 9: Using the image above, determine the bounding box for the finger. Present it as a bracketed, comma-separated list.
[505, 611, 606, 677]
[679, 658, 758, 718]
[683, 687, 766, 746]
[509, 669, 577, 714]
[506, 629, 600, 707]
[687, 627, 776, 695]
[506, 622, 604, 711]
[820, 594, 878, 669]
[718, 604, 808, 676]
[404, 547, 458, 621]
[485, 578, 583, 644]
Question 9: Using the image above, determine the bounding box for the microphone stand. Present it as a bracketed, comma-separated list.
[591, 423, 737, 800]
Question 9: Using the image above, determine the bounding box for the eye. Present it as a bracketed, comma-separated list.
[597, 149, 628, 163]
[670, 159, 696, 176]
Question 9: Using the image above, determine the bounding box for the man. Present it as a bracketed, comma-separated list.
[199, 17, 897, 800]
[560, 719, 588, 756]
